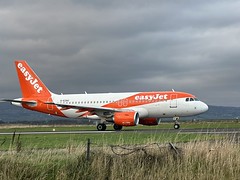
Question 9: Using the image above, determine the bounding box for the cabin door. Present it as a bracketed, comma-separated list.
[170, 94, 177, 108]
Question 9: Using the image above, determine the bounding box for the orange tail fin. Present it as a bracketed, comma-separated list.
[15, 60, 51, 98]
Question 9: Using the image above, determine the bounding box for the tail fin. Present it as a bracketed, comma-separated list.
[15, 60, 51, 98]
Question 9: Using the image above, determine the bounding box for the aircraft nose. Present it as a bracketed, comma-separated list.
[201, 102, 209, 113]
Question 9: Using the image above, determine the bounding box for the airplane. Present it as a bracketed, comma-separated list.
[1, 60, 208, 131]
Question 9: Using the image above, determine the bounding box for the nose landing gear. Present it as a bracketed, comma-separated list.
[173, 117, 180, 129]
[174, 123, 180, 129]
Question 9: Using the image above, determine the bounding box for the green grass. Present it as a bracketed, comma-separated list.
[0, 121, 237, 150]
[0, 131, 221, 151]
[0, 139, 239, 179]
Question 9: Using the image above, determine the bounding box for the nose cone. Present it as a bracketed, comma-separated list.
[200, 102, 209, 113]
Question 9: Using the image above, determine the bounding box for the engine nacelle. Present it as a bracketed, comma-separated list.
[114, 112, 139, 126]
[139, 118, 160, 126]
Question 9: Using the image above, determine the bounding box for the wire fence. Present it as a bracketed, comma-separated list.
[2, 131, 183, 160]
[86, 138, 182, 161]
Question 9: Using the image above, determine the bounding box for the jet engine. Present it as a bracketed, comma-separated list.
[113, 112, 139, 126]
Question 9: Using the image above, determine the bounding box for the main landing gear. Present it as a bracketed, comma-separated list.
[97, 123, 123, 131]
[97, 123, 106, 131]
[113, 124, 123, 131]
[173, 117, 180, 129]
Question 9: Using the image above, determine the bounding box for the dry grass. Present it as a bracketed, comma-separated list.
[0, 138, 239, 180]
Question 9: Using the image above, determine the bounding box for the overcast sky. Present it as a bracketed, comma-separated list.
[1, 0, 240, 107]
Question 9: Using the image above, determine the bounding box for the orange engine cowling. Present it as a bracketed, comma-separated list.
[139, 118, 160, 126]
[114, 112, 139, 126]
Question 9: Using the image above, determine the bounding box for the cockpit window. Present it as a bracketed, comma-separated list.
[186, 97, 199, 102]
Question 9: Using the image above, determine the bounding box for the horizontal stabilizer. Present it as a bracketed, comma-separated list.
[1, 99, 37, 106]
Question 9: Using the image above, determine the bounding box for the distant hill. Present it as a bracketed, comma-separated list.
[0, 103, 240, 124]
[201, 105, 240, 120]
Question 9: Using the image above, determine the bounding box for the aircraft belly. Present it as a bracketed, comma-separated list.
[60, 109, 87, 118]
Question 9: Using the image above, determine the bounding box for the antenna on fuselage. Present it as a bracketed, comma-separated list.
[84, 91, 88, 94]
[172, 89, 175, 92]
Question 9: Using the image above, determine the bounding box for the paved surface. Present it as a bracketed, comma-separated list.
[0, 128, 239, 135]
[128, 128, 240, 134]
[0, 130, 114, 135]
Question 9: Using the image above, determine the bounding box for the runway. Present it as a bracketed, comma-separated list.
[0, 130, 114, 135]
[0, 128, 239, 135]
[130, 128, 240, 134]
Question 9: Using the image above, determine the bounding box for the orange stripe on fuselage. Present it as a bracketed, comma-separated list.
[103, 91, 195, 108]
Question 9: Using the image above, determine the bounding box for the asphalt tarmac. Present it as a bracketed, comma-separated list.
[0, 128, 239, 135]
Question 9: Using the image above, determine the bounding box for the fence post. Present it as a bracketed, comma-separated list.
[86, 139, 91, 161]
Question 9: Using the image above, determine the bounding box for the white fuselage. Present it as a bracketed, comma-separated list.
[49, 92, 208, 119]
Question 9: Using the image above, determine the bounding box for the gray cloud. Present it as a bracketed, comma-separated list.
[1, 0, 240, 106]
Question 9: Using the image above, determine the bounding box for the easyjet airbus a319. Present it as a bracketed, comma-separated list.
[2, 61, 208, 131]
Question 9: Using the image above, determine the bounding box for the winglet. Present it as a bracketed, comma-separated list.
[15, 60, 51, 98]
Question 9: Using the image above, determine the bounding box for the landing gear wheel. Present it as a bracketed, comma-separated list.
[113, 124, 123, 131]
[174, 124, 180, 129]
[97, 123, 107, 131]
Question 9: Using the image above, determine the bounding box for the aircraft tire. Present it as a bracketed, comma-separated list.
[113, 124, 123, 131]
[97, 123, 107, 131]
[174, 124, 180, 129]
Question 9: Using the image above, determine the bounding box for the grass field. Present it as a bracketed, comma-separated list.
[0, 121, 237, 150]
[0, 122, 239, 179]
[0, 139, 239, 180]
[0, 131, 223, 151]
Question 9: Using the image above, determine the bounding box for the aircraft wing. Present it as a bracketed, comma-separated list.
[45, 102, 124, 113]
